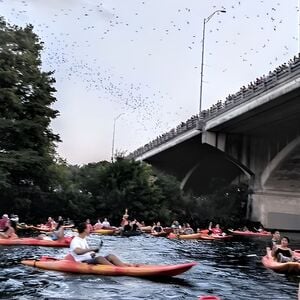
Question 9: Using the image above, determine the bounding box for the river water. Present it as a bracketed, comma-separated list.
[0, 232, 299, 300]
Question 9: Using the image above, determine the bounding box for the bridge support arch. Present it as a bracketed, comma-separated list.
[250, 136, 300, 230]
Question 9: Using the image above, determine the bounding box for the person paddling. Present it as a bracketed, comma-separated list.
[0, 220, 18, 239]
[70, 222, 138, 266]
[38, 220, 65, 241]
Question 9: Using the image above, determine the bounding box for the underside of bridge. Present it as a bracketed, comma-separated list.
[144, 135, 244, 194]
[139, 79, 300, 229]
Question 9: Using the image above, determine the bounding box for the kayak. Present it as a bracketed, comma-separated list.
[229, 230, 271, 237]
[198, 296, 221, 300]
[91, 229, 116, 235]
[211, 234, 233, 240]
[21, 256, 197, 277]
[140, 226, 152, 233]
[262, 255, 300, 274]
[168, 233, 214, 240]
[30, 226, 54, 232]
[0, 237, 72, 247]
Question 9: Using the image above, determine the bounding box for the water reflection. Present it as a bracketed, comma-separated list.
[0, 232, 299, 300]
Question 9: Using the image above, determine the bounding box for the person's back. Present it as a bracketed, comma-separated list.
[52, 220, 65, 240]
[102, 218, 110, 228]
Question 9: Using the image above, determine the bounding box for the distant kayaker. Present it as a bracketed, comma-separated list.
[70, 222, 138, 266]
[45, 217, 56, 229]
[182, 223, 194, 235]
[0, 220, 18, 239]
[38, 220, 65, 241]
[272, 236, 300, 263]
[171, 220, 181, 234]
[85, 219, 94, 232]
[266, 230, 280, 259]
[102, 218, 110, 228]
[209, 222, 223, 235]
[120, 208, 129, 227]
[0, 214, 9, 230]
[93, 219, 102, 230]
[151, 222, 164, 234]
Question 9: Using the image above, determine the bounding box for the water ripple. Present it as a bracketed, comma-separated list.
[0, 233, 299, 299]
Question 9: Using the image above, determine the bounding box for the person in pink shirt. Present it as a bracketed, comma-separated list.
[86, 219, 94, 232]
[209, 222, 223, 235]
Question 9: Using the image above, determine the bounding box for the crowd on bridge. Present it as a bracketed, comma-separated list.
[128, 54, 300, 159]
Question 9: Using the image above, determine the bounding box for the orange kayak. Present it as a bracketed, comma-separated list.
[21, 256, 197, 277]
[140, 226, 152, 233]
[91, 229, 116, 235]
[168, 233, 214, 240]
[262, 255, 300, 274]
[229, 230, 271, 237]
[0, 237, 72, 247]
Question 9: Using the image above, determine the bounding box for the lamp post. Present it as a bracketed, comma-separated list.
[111, 113, 124, 162]
[199, 9, 226, 117]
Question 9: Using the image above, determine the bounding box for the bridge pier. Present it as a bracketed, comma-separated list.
[250, 190, 300, 230]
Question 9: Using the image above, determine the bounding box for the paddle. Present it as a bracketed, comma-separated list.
[93, 240, 103, 253]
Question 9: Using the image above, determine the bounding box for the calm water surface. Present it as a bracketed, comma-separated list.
[0, 232, 299, 300]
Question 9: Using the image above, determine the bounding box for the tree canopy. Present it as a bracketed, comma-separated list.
[0, 18, 60, 217]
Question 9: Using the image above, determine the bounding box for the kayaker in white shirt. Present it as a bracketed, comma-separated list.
[70, 222, 137, 266]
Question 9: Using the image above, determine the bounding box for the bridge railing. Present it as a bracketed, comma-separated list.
[128, 54, 300, 159]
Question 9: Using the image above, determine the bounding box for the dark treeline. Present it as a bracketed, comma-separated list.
[0, 18, 249, 229]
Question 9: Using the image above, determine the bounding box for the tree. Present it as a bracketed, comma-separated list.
[0, 18, 60, 218]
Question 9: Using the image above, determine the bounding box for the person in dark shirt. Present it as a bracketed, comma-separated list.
[266, 230, 280, 259]
[273, 236, 300, 263]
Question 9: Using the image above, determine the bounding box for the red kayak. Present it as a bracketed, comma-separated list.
[211, 234, 233, 240]
[0, 237, 72, 247]
[22, 256, 197, 277]
[229, 230, 271, 237]
[91, 229, 116, 235]
[262, 255, 300, 274]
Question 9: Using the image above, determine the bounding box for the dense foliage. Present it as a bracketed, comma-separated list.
[0, 19, 249, 228]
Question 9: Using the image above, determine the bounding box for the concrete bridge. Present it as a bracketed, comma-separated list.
[129, 55, 300, 230]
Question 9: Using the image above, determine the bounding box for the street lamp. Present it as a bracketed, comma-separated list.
[111, 113, 124, 162]
[199, 9, 226, 116]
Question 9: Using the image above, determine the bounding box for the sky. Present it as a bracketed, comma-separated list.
[0, 0, 299, 165]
